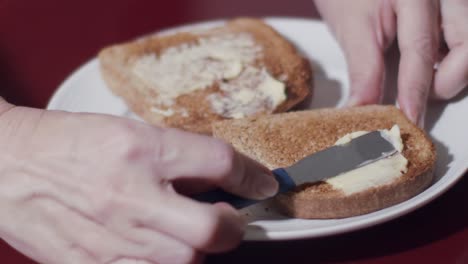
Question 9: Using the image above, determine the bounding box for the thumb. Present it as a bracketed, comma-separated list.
[433, 0, 468, 100]
[154, 128, 278, 200]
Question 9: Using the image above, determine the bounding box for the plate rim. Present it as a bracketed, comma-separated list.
[246, 162, 468, 240]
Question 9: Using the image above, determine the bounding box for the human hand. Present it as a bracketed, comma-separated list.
[314, 0, 468, 126]
[0, 105, 278, 264]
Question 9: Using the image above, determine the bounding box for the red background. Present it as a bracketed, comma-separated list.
[1, 1, 467, 263]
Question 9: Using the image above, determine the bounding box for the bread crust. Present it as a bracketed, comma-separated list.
[98, 18, 312, 134]
[212, 105, 436, 218]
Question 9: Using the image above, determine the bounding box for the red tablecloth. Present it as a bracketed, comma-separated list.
[0, 1, 467, 263]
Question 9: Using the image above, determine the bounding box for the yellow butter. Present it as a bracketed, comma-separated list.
[326, 125, 408, 195]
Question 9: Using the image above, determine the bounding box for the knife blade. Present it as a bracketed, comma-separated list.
[193, 130, 397, 209]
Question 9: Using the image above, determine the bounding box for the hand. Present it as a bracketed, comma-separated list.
[314, 0, 468, 126]
[0, 104, 278, 264]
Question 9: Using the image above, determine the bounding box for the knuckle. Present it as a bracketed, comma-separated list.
[419, 38, 438, 63]
[402, 34, 438, 64]
[112, 123, 146, 161]
[415, 82, 430, 96]
[408, 77, 431, 97]
[152, 128, 176, 164]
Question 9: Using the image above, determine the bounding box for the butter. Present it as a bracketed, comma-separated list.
[326, 125, 408, 195]
[256, 71, 287, 109]
[150, 107, 174, 117]
[208, 67, 286, 119]
[132, 33, 262, 106]
[150, 107, 189, 118]
[232, 89, 256, 105]
[133, 32, 287, 119]
[334, 131, 368, 145]
[222, 60, 243, 80]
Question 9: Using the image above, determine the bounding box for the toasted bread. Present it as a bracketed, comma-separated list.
[212, 105, 436, 218]
[98, 18, 312, 134]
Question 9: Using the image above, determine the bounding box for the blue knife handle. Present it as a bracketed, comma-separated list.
[192, 168, 296, 209]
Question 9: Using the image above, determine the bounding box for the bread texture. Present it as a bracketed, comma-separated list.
[212, 105, 436, 219]
[98, 17, 312, 134]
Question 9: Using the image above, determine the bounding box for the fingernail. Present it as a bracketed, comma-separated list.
[406, 101, 427, 129]
[418, 118, 425, 129]
[257, 174, 279, 198]
[406, 109, 424, 128]
[407, 111, 418, 125]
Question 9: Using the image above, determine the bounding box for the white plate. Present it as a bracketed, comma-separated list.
[48, 18, 468, 241]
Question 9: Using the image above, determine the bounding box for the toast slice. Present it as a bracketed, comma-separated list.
[98, 18, 312, 134]
[212, 105, 436, 218]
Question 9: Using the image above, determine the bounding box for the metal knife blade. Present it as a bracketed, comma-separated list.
[284, 130, 397, 185]
[193, 130, 398, 209]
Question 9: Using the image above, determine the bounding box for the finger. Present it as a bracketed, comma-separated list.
[154, 128, 278, 199]
[433, 44, 468, 99]
[394, 0, 440, 125]
[345, 25, 386, 107]
[5, 199, 101, 264]
[69, 221, 199, 264]
[433, 0, 468, 99]
[139, 192, 245, 253]
[317, 2, 387, 106]
[42, 197, 199, 264]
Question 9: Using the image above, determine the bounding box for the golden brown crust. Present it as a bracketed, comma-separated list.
[212, 105, 436, 218]
[98, 17, 312, 134]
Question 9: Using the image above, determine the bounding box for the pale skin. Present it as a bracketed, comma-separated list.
[315, 0, 468, 126]
[0, 100, 279, 264]
[0, 1, 467, 264]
